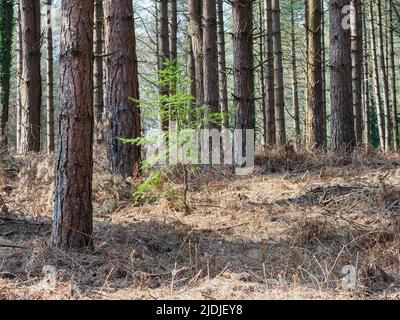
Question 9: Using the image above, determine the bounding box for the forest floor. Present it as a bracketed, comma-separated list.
[0, 147, 400, 300]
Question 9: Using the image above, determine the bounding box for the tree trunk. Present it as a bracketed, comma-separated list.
[170, 0, 178, 64]
[217, 0, 229, 129]
[104, 0, 142, 178]
[264, 0, 275, 146]
[259, 0, 267, 148]
[94, 0, 104, 143]
[188, 0, 204, 109]
[290, 0, 300, 147]
[369, 1, 385, 150]
[45, 0, 54, 154]
[16, 0, 22, 151]
[53, 0, 94, 251]
[159, 0, 170, 131]
[306, 0, 324, 150]
[321, 0, 327, 145]
[377, 0, 391, 153]
[351, 0, 363, 145]
[0, 0, 14, 148]
[272, 0, 286, 145]
[19, 0, 41, 153]
[203, 0, 219, 128]
[389, 0, 399, 152]
[362, 10, 371, 148]
[330, 0, 355, 153]
[233, 0, 254, 149]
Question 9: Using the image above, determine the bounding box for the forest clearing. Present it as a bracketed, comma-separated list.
[1, 148, 399, 300]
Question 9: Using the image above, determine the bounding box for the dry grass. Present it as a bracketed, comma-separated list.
[0, 147, 400, 300]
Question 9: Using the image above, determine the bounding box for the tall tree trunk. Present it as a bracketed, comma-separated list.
[45, 0, 54, 154]
[233, 0, 254, 155]
[351, 0, 363, 145]
[203, 0, 219, 128]
[272, 0, 286, 145]
[0, 0, 14, 148]
[53, 0, 94, 251]
[170, 0, 178, 63]
[94, 0, 104, 143]
[306, 0, 324, 150]
[104, 0, 142, 178]
[362, 10, 371, 148]
[264, 0, 276, 146]
[377, 0, 391, 153]
[259, 0, 267, 148]
[321, 0, 327, 145]
[16, 0, 22, 150]
[19, 0, 41, 153]
[217, 0, 229, 129]
[369, 1, 385, 150]
[290, 0, 300, 147]
[389, 0, 399, 152]
[188, 0, 204, 111]
[159, 0, 170, 131]
[330, 0, 355, 153]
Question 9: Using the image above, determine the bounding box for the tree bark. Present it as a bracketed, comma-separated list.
[45, 0, 54, 154]
[188, 0, 204, 109]
[330, 0, 355, 153]
[362, 10, 371, 148]
[217, 0, 229, 129]
[0, 0, 14, 148]
[53, 0, 94, 251]
[264, 0, 275, 146]
[94, 0, 104, 143]
[159, 0, 170, 131]
[377, 0, 391, 153]
[272, 0, 286, 145]
[203, 0, 219, 128]
[16, 0, 22, 151]
[290, 0, 301, 147]
[19, 0, 41, 153]
[104, 0, 142, 178]
[350, 0, 363, 145]
[306, 0, 324, 150]
[389, 0, 399, 152]
[233, 0, 254, 136]
[369, 1, 385, 150]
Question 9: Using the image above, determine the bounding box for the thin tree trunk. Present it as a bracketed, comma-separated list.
[377, 0, 391, 153]
[330, 0, 355, 153]
[203, 0, 219, 128]
[264, 0, 276, 146]
[170, 0, 178, 63]
[321, 0, 327, 145]
[389, 0, 399, 152]
[351, 0, 363, 145]
[217, 0, 229, 129]
[306, 0, 324, 150]
[53, 0, 94, 251]
[0, 0, 14, 148]
[362, 10, 371, 148]
[45, 0, 54, 154]
[16, 0, 22, 151]
[188, 0, 204, 110]
[369, 1, 385, 150]
[290, 0, 300, 147]
[94, 0, 104, 143]
[272, 0, 286, 145]
[259, 0, 267, 148]
[104, 0, 142, 178]
[159, 0, 170, 131]
[19, 0, 41, 153]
